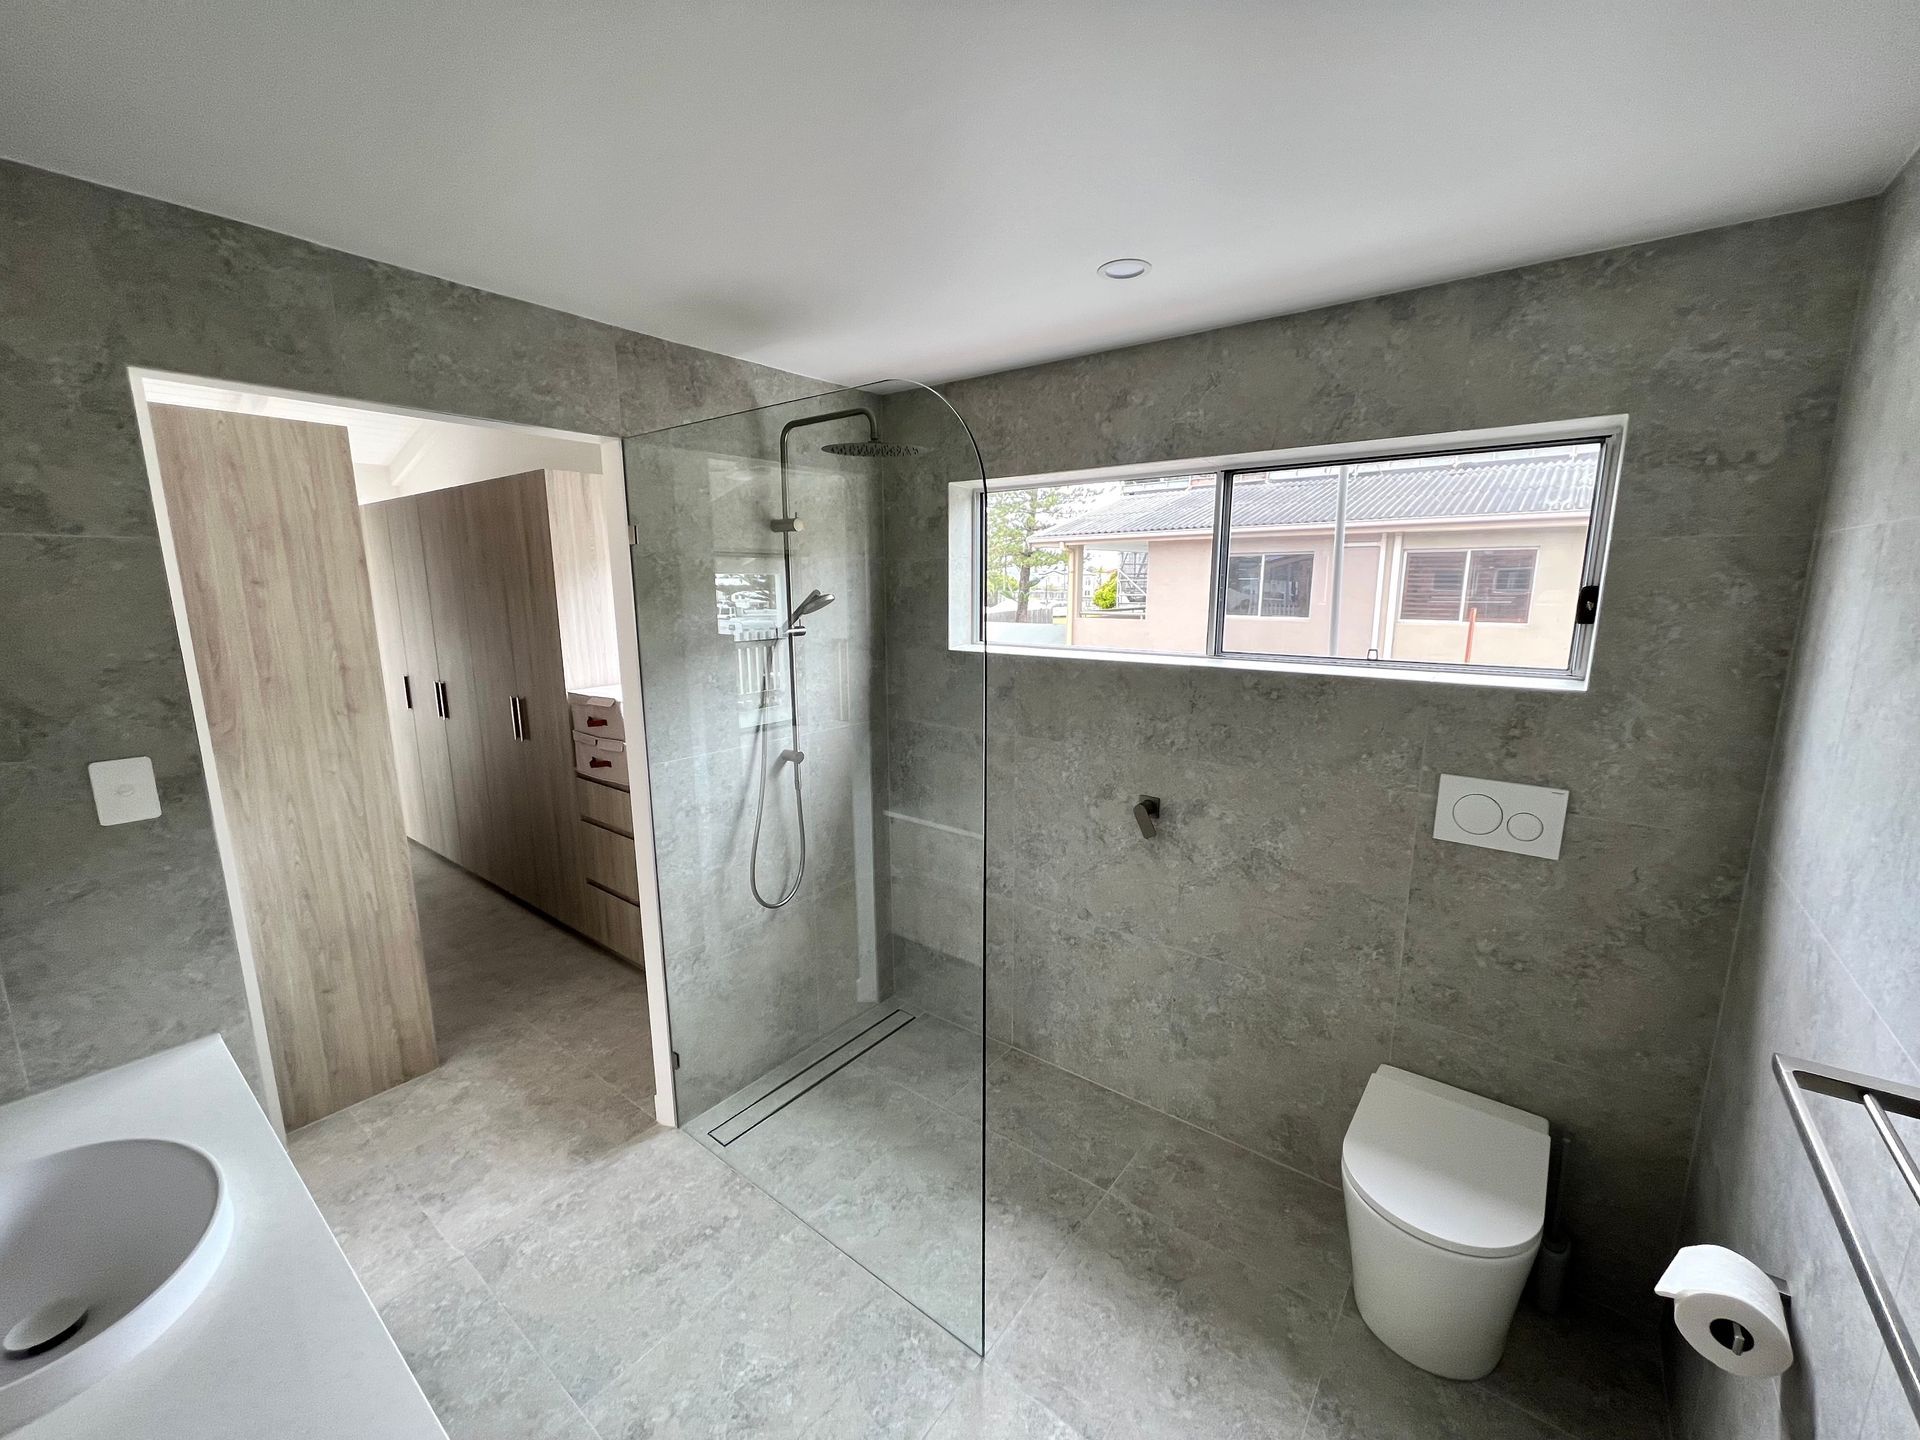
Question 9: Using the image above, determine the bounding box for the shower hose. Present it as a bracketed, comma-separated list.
[749, 733, 807, 909]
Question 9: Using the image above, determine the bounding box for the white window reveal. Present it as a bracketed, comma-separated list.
[951, 419, 1624, 690]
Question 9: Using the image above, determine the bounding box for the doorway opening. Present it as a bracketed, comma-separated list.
[128, 372, 673, 1199]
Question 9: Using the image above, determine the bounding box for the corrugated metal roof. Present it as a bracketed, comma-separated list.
[1031, 451, 1599, 542]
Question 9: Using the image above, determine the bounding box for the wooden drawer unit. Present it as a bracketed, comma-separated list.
[578, 819, 641, 904]
[575, 775, 633, 836]
[580, 880, 643, 962]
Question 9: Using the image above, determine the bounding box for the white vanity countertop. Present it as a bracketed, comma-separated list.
[0, 1037, 445, 1440]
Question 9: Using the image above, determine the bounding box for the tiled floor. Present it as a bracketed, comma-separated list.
[290, 850, 1671, 1440]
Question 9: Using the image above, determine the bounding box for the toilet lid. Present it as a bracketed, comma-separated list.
[1342, 1066, 1550, 1259]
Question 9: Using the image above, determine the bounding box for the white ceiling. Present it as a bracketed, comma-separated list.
[5, 2, 1919, 385]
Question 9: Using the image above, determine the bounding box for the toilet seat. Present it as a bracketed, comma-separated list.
[1342, 1066, 1550, 1259]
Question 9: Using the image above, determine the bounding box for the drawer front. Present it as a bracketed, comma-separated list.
[573, 734, 630, 787]
[576, 775, 634, 835]
[569, 698, 626, 741]
[579, 881, 643, 963]
[579, 819, 641, 903]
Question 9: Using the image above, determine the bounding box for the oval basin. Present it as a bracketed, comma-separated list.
[0, 1139, 231, 1430]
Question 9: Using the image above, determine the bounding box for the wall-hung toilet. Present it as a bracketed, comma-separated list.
[1341, 1065, 1551, 1381]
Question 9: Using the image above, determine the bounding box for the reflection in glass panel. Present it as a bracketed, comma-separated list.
[624, 385, 987, 1351]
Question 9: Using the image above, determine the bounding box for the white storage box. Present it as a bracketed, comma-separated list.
[567, 685, 626, 742]
[573, 733, 630, 787]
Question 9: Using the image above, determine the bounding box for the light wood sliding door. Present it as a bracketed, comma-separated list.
[150, 404, 437, 1128]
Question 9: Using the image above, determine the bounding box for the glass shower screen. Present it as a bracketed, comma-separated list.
[623, 384, 987, 1350]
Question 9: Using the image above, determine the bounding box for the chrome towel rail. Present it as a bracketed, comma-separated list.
[1773, 1053, 1920, 1420]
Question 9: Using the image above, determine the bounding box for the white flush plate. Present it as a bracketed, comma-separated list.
[1433, 774, 1567, 860]
[88, 756, 162, 826]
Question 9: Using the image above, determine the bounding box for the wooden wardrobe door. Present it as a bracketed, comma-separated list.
[450, 475, 544, 900]
[148, 404, 436, 1127]
[387, 497, 461, 860]
[416, 483, 510, 887]
[505, 471, 584, 929]
[358, 500, 427, 842]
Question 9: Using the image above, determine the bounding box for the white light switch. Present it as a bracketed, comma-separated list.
[88, 756, 162, 826]
[1433, 774, 1567, 860]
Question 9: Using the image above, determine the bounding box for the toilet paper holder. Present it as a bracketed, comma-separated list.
[1775, 1053, 1920, 1422]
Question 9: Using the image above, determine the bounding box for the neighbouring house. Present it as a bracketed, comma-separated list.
[1026, 447, 1599, 668]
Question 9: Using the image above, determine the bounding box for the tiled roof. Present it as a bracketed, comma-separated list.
[1032, 451, 1599, 542]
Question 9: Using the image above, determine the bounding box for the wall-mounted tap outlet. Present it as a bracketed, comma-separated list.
[1134, 794, 1161, 839]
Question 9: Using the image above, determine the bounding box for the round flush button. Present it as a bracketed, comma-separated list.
[1506, 812, 1545, 843]
[1451, 793, 1504, 835]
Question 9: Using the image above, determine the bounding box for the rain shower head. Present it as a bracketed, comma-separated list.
[818, 437, 929, 458]
[787, 589, 836, 626]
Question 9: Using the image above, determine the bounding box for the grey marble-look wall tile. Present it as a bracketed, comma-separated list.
[1801, 517, 1920, 1037]
[1401, 813, 1746, 1089]
[0, 761, 260, 1095]
[1001, 895, 1393, 1177]
[0, 534, 199, 768]
[614, 330, 827, 438]
[1823, 161, 1920, 534]
[885, 556, 984, 730]
[327, 254, 624, 436]
[1422, 528, 1809, 834]
[890, 870, 984, 967]
[1662, 172, 1917, 1436]
[889, 717, 986, 835]
[989, 729, 1412, 998]
[1758, 521, 1881, 921]
[894, 935, 988, 1035]
[0, 349, 161, 538]
[665, 880, 865, 1118]
[1389, 1017, 1697, 1321]
[0, 963, 26, 1105]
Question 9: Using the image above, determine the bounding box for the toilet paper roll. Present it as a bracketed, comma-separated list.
[1655, 1245, 1793, 1378]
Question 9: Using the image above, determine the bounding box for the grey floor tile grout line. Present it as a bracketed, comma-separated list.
[485, 1267, 611, 1440]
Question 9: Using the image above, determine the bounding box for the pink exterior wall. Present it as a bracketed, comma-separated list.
[1063, 518, 1587, 669]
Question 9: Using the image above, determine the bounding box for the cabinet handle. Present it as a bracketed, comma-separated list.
[510, 695, 528, 741]
[435, 681, 449, 718]
[403, 675, 413, 710]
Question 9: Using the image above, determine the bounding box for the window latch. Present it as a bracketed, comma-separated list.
[1576, 584, 1600, 625]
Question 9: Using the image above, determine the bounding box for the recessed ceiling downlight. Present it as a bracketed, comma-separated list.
[1097, 257, 1152, 280]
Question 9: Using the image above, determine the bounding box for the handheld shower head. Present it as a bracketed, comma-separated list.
[787, 589, 836, 626]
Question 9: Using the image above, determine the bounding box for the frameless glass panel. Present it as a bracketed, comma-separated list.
[1223, 440, 1602, 672]
[623, 384, 987, 1352]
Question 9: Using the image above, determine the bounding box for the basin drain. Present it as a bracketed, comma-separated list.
[4, 1299, 89, 1359]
